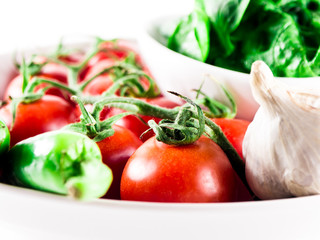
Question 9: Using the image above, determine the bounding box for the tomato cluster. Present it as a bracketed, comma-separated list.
[0, 38, 253, 202]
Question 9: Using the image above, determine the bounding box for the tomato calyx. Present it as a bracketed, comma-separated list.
[7, 76, 76, 130]
[145, 92, 205, 145]
[64, 96, 135, 142]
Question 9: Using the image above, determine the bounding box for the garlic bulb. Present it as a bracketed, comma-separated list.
[243, 61, 320, 200]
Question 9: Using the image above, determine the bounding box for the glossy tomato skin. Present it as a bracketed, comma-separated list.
[212, 118, 252, 201]
[212, 118, 250, 160]
[4, 74, 68, 101]
[38, 62, 68, 83]
[120, 136, 237, 203]
[4, 60, 70, 101]
[83, 75, 114, 96]
[81, 39, 152, 85]
[108, 97, 181, 140]
[3, 75, 23, 100]
[0, 95, 78, 147]
[82, 59, 115, 96]
[97, 125, 142, 199]
[80, 41, 132, 83]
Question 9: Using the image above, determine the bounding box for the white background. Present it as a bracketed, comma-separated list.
[0, 0, 193, 53]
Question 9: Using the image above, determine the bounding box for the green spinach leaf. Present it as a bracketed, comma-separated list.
[167, 9, 210, 61]
[195, 0, 250, 56]
[166, 0, 320, 77]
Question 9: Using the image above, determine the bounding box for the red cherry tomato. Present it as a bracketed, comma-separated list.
[82, 75, 114, 96]
[32, 56, 69, 82]
[3, 75, 24, 100]
[38, 62, 68, 83]
[97, 125, 142, 199]
[0, 95, 78, 147]
[108, 97, 181, 140]
[82, 59, 115, 96]
[80, 41, 132, 82]
[120, 136, 237, 203]
[212, 118, 250, 160]
[84, 58, 115, 80]
[4, 74, 68, 101]
[58, 52, 84, 65]
[212, 118, 252, 201]
[100, 40, 155, 85]
[81, 40, 152, 82]
[98, 40, 140, 62]
[4, 59, 70, 101]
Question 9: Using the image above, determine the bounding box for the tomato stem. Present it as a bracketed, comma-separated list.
[24, 77, 78, 95]
[79, 62, 159, 98]
[71, 96, 98, 138]
[90, 96, 178, 121]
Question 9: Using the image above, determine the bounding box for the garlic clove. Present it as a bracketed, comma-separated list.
[243, 60, 320, 200]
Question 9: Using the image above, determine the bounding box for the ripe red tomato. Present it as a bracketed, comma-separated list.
[212, 118, 252, 201]
[4, 74, 68, 101]
[4, 59, 70, 101]
[81, 40, 152, 82]
[83, 75, 114, 96]
[97, 124, 142, 199]
[212, 118, 250, 160]
[120, 136, 237, 203]
[80, 42, 133, 82]
[107, 97, 181, 140]
[38, 62, 68, 83]
[82, 59, 115, 96]
[57, 52, 84, 65]
[98, 40, 140, 62]
[0, 95, 78, 147]
[3, 75, 24, 100]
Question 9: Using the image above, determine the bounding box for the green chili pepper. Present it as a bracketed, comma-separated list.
[4, 130, 112, 200]
[0, 119, 10, 156]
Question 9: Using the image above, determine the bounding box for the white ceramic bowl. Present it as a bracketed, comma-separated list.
[138, 15, 320, 120]
[1, 41, 320, 240]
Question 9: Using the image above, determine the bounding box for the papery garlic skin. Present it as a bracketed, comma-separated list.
[243, 61, 320, 200]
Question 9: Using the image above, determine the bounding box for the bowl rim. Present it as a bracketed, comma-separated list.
[1, 182, 320, 211]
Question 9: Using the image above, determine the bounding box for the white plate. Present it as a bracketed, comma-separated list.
[138, 15, 320, 120]
[1, 42, 320, 240]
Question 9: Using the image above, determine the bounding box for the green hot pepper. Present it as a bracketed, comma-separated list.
[3, 130, 112, 200]
[0, 119, 10, 157]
